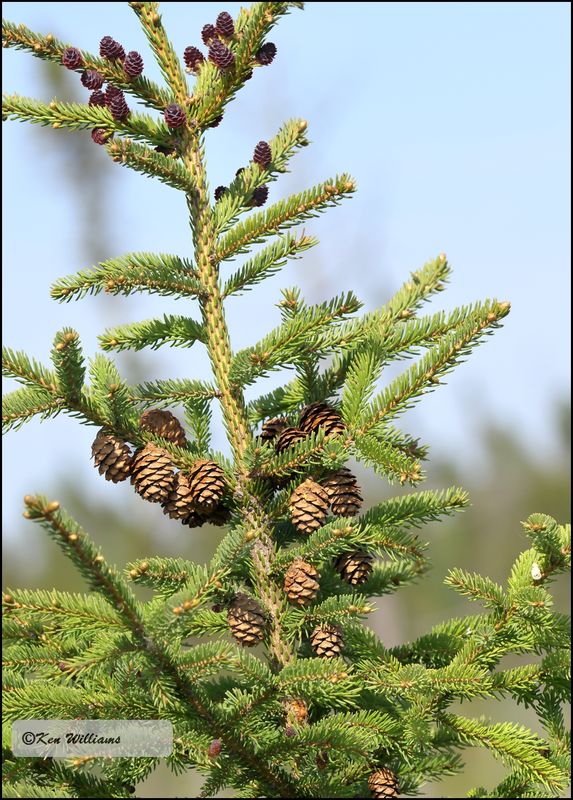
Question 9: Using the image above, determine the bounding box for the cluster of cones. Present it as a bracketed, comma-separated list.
[260, 401, 347, 454]
[259, 402, 362, 532]
[95, 404, 374, 666]
[259, 402, 376, 658]
[259, 403, 362, 534]
[91, 409, 229, 528]
[226, 588, 348, 658]
[226, 550, 373, 661]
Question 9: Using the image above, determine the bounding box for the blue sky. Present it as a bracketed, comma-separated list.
[3, 2, 571, 542]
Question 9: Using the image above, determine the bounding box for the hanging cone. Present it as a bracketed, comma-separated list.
[321, 468, 363, 516]
[91, 430, 132, 482]
[368, 768, 399, 798]
[207, 504, 232, 527]
[259, 416, 289, 444]
[289, 479, 329, 534]
[130, 443, 175, 503]
[227, 593, 266, 647]
[139, 408, 187, 447]
[181, 504, 231, 529]
[310, 624, 344, 658]
[283, 559, 320, 606]
[187, 459, 226, 512]
[335, 551, 373, 586]
[275, 427, 307, 454]
[182, 509, 206, 528]
[162, 472, 195, 519]
[299, 402, 345, 438]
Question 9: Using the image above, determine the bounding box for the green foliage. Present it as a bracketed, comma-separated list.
[105, 138, 197, 192]
[130, 377, 219, 405]
[2, 3, 569, 799]
[215, 118, 311, 234]
[2, 94, 172, 144]
[50, 252, 202, 303]
[99, 314, 206, 353]
[50, 328, 86, 404]
[2, 386, 64, 433]
[230, 291, 362, 387]
[217, 174, 356, 262]
[222, 233, 318, 298]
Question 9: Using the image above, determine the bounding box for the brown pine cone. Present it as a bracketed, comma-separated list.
[206, 504, 232, 527]
[321, 468, 363, 516]
[299, 402, 345, 438]
[91, 430, 132, 482]
[182, 509, 206, 528]
[335, 551, 373, 586]
[130, 443, 176, 503]
[274, 427, 307, 454]
[368, 768, 399, 798]
[162, 472, 195, 519]
[283, 559, 320, 606]
[310, 624, 344, 658]
[289, 479, 329, 534]
[139, 408, 187, 448]
[283, 697, 309, 726]
[227, 593, 266, 647]
[181, 504, 231, 529]
[259, 416, 289, 444]
[187, 459, 226, 512]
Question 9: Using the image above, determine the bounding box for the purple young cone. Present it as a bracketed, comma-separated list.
[81, 70, 104, 90]
[91, 128, 112, 145]
[109, 91, 130, 121]
[124, 51, 144, 78]
[208, 39, 234, 70]
[184, 46, 205, 71]
[62, 47, 83, 70]
[164, 103, 187, 129]
[104, 85, 123, 107]
[201, 24, 218, 45]
[88, 90, 106, 107]
[215, 11, 234, 39]
[251, 185, 269, 207]
[255, 42, 277, 65]
[253, 140, 272, 168]
[208, 739, 222, 758]
[100, 35, 125, 61]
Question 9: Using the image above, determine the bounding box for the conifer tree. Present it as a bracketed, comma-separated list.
[2, 4, 570, 798]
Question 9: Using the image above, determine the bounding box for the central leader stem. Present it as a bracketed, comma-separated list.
[183, 135, 293, 669]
